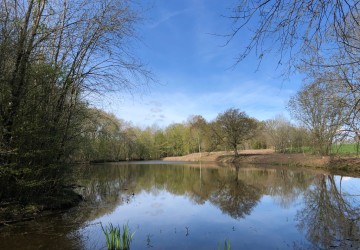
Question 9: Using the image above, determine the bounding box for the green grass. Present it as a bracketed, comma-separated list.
[331, 143, 360, 156]
[281, 143, 360, 156]
[101, 222, 135, 250]
[281, 146, 312, 154]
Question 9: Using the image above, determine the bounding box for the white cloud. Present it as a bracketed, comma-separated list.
[98, 77, 296, 128]
[147, 8, 190, 29]
[90, 0, 303, 128]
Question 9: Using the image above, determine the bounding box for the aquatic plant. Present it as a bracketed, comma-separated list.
[101, 222, 135, 250]
[146, 234, 153, 248]
[218, 239, 231, 250]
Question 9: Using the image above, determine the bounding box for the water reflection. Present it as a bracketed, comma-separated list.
[76, 163, 312, 219]
[208, 167, 261, 219]
[1, 162, 359, 249]
[296, 175, 360, 249]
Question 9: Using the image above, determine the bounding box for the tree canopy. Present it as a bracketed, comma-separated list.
[215, 108, 258, 157]
[288, 80, 349, 155]
[0, 0, 149, 204]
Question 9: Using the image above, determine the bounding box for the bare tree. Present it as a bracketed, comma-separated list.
[288, 79, 349, 155]
[264, 115, 309, 153]
[226, 1, 360, 70]
[328, 62, 360, 140]
[225, 1, 360, 138]
[299, 60, 360, 146]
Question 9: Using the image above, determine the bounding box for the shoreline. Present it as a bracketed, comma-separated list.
[162, 149, 360, 175]
[0, 188, 82, 227]
[2, 151, 359, 224]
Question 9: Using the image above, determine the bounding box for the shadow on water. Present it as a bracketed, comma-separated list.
[1, 162, 359, 249]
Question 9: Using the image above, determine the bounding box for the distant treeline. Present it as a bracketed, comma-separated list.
[72, 108, 315, 162]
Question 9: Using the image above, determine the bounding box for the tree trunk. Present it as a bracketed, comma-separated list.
[233, 145, 239, 157]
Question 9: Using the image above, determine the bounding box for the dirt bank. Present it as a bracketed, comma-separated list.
[162, 149, 360, 174]
[163, 149, 328, 166]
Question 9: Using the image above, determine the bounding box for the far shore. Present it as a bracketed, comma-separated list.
[162, 149, 360, 175]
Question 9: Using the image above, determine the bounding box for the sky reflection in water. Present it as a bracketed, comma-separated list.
[1, 162, 359, 250]
[82, 190, 305, 250]
[74, 162, 360, 250]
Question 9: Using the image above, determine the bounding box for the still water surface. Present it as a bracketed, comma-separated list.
[1, 162, 360, 249]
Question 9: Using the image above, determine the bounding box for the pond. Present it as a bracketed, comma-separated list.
[1, 161, 360, 249]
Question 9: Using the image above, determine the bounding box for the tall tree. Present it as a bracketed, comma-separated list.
[0, 0, 149, 203]
[225, 1, 360, 127]
[215, 108, 257, 157]
[187, 115, 208, 154]
[302, 60, 360, 142]
[288, 80, 349, 155]
[164, 123, 187, 156]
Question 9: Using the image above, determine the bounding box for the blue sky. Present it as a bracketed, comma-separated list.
[96, 0, 302, 128]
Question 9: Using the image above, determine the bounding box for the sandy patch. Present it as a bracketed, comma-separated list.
[162, 149, 329, 167]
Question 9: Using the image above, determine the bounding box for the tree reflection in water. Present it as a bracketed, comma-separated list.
[76, 163, 309, 221]
[76, 163, 360, 249]
[209, 166, 260, 219]
[2, 162, 359, 250]
[296, 174, 360, 249]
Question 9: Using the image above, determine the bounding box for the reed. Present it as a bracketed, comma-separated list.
[218, 239, 231, 250]
[101, 222, 135, 250]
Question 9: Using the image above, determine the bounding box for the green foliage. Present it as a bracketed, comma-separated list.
[218, 239, 231, 250]
[164, 123, 187, 156]
[74, 110, 267, 162]
[101, 222, 135, 250]
[0, 0, 147, 206]
[72, 107, 360, 162]
[74, 109, 167, 162]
